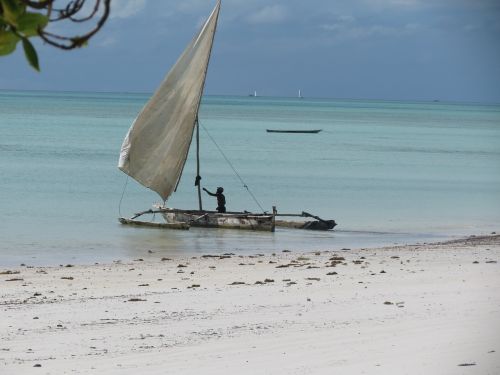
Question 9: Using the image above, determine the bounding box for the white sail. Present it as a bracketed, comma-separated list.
[118, 1, 221, 201]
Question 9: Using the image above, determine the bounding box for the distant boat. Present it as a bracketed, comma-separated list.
[249, 90, 257, 97]
[298, 89, 303, 99]
[266, 129, 322, 134]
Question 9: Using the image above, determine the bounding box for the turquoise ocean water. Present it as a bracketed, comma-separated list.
[1, 90, 499, 266]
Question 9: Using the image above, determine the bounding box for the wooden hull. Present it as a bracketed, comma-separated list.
[275, 219, 336, 231]
[160, 208, 275, 232]
[119, 217, 189, 230]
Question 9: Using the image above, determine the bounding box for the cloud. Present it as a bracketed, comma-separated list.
[364, 0, 422, 8]
[97, 36, 117, 47]
[111, 0, 147, 19]
[176, 0, 209, 14]
[247, 5, 289, 24]
[319, 15, 421, 41]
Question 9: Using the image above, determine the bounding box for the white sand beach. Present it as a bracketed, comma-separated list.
[1, 234, 499, 374]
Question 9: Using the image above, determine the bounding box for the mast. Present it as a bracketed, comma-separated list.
[193, 0, 220, 211]
[196, 118, 203, 210]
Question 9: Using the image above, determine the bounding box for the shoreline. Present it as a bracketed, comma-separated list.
[0, 228, 490, 268]
[1, 234, 499, 374]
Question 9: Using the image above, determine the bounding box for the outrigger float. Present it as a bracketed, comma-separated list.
[117, 1, 336, 233]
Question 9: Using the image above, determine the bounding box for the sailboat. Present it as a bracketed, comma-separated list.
[298, 89, 303, 99]
[118, 1, 336, 232]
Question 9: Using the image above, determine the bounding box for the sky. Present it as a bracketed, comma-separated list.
[1, 0, 499, 102]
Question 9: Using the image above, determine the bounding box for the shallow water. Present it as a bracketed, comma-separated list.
[1, 91, 499, 266]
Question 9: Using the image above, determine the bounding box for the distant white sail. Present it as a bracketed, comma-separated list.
[118, 1, 221, 201]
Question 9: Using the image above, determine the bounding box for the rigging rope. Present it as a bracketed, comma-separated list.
[200, 123, 266, 213]
[118, 175, 129, 218]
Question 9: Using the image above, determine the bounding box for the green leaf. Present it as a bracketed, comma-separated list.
[22, 37, 39, 71]
[17, 12, 49, 36]
[0, 0, 23, 25]
[0, 29, 19, 56]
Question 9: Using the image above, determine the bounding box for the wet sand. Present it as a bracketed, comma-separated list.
[1, 234, 499, 374]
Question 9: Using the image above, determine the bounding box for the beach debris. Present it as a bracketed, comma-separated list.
[5, 278, 24, 282]
[306, 277, 320, 281]
[177, 264, 187, 268]
[33, 364, 42, 367]
[269, 261, 277, 264]
[282, 250, 291, 253]
[148, 250, 154, 253]
[326, 272, 338, 276]
[353, 260, 363, 265]
[264, 278, 274, 283]
[161, 257, 172, 261]
[297, 256, 310, 261]
[283, 279, 291, 282]
[61, 276, 74, 280]
[33, 292, 42, 296]
[485, 260, 497, 264]
[134, 258, 144, 262]
[65, 264, 74, 267]
[287, 281, 297, 286]
[33, 317, 39, 319]
[457, 363, 476, 367]
[127, 298, 146, 302]
[229, 281, 245, 285]
[307, 266, 320, 269]
[255, 281, 264, 285]
[330, 256, 345, 261]
[390, 256, 400, 259]
[341, 248, 351, 251]
[138, 284, 149, 287]
[0, 270, 20, 275]
[276, 264, 291, 268]
[380, 270, 386, 273]
[209, 266, 216, 269]
[315, 251, 321, 256]
[384, 301, 393, 305]
[188, 284, 200, 289]
[473, 261, 479, 264]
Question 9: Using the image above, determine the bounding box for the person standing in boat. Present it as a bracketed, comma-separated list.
[203, 186, 226, 213]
